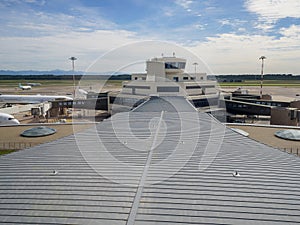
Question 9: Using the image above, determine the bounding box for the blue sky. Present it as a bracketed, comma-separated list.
[0, 0, 300, 74]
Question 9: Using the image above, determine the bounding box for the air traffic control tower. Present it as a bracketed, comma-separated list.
[109, 56, 222, 114]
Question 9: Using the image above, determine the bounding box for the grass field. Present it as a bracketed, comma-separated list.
[1, 79, 300, 88]
[0, 149, 17, 156]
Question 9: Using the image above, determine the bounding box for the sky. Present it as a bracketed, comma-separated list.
[0, 0, 300, 74]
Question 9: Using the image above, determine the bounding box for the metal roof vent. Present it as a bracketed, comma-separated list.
[52, 170, 59, 176]
[232, 171, 240, 177]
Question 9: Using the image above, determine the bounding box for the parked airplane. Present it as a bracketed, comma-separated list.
[78, 89, 88, 95]
[18, 83, 32, 90]
[0, 94, 73, 104]
[0, 112, 20, 125]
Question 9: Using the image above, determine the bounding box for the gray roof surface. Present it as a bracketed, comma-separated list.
[1, 96, 300, 224]
[133, 96, 196, 112]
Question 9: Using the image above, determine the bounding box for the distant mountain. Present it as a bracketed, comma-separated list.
[0, 70, 127, 76]
[0, 69, 80, 75]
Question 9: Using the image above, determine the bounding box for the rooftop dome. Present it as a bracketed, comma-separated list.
[274, 129, 300, 141]
[21, 126, 56, 137]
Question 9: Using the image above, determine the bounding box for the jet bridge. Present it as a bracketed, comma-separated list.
[225, 99, 271, 116]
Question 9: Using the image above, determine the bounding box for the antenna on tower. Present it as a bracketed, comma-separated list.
[69, 56, 77, 98]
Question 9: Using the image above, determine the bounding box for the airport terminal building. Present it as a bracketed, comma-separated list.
[1, 99, 300, 224]
[0, 56, 300, 224]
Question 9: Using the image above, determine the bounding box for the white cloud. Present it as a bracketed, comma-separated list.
[246, 0, 300, 21]
[279, 24, 300, 37]
[217, 18, 248, 31]
[0, 2, 117, 37]
[245, 0, 300, 31]
[219, 19, 231, 26]
[2, 26, 299, 75]
[23, 0, 46, 5]
[175, 0, 193, 10]
[253, 22, 274, 31]
[189, 28, 300, 74]
[0, 29, 139, 71]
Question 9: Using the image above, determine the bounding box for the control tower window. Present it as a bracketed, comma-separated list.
[165, 63, 177, 69]
[165, 62, 186, 69]
[178, 62, 186, 69]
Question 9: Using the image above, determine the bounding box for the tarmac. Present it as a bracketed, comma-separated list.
[0, 83, 299, 154]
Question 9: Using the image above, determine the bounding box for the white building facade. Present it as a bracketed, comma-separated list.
[123, 56, 218, 97]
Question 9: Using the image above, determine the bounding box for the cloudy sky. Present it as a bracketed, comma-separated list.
[0, 0, 300, 74]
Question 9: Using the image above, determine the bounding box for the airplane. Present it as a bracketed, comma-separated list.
[26, 82, 42, 86]
[0, 94, 73, 104]
[76, 88, 88, 99]
[0, 112, 20, 125]
[18, 83, 32, 90]
[78, 89, 88, 95]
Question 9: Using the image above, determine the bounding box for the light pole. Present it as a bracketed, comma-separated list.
[192, 62, 198, 78]
[69, 57, 77, 97]
[259, 56, 266, 99]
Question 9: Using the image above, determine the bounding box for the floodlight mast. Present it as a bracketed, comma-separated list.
[259, 56, 266, 99]
[69, 57, 77, 97]
[193, 62, 198, 76]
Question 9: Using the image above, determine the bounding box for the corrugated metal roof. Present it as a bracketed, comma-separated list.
[133, 96, 197, 112]
[1, 96, 300, 224]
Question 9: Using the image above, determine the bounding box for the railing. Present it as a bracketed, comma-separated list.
[0, 142, 35, 150]
[281, 147, 300, 157]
